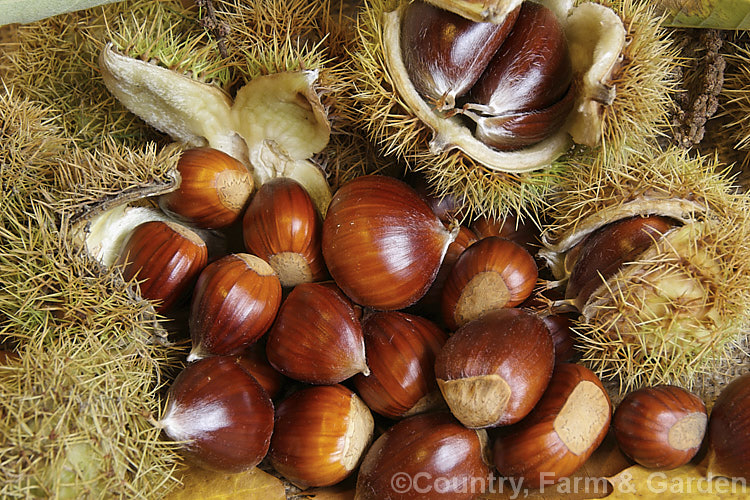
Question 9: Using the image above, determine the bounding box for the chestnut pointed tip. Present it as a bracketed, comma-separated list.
[186, 348, 206, 363]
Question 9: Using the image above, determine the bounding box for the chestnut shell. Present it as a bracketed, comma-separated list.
[322, 175, 453, 310]
[159, 356, 274, 472]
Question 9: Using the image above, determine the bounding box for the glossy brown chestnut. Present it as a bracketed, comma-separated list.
[270, 384, 374, 488]
[542, 313, 577, 364]
[116, 220, 208, 314]
[410, 224, 478, 320]
[355, 412, 492, 500]
[435, 308, 554, 428]
[441, 236, 537, 330]
[265, 282, 368, 384]
[353, 311, 448, 419]
[188, 253, 282, 360]
[470, 213, 539, 255]
[463, 2, 574, 150]
[400, 1, 519, 110]
[566, 215, 676, 310]
[706, 372, 750, 479]
[242, 177, 327, 287]
[493, 363, 612, 488]
[156, 356, 274, 472]
[234, 344, 286, 400]
[159, 147, 253, 229]
[613, 385, 707, 469]
[322, 175, 455, 310]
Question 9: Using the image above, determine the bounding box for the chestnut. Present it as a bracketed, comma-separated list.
[322, 175, 455, 310]
[470, 213, 539, 255]
[159, 147, 253, 229]
[188, 253, 282, 360]
[233, 344, 286, 400]
[461, 1, 575, 150]
[269, 384, 374, 488]
[409, 224, 478, 320]
[400, 1, 519, 111]
[353, 311, 449, 419]
[155, 356, 274, 472]
[706, 372, 750, 479]
[115, 220, 207, 314]
[566, 215, 676, 310]
[435, 308, 554, 428]
[441, 236, 537, 330]
[493, 363, 612, 488]
[613, 385, 707, 469]
[242, 177, 327, 287]
[265, 282, 368, 384]
[542, 313, 577, 364]
[355, 412, 492, 500]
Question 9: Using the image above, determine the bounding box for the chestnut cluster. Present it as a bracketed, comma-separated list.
[401, 0, 575, 151]
[116, 148, 750, 497]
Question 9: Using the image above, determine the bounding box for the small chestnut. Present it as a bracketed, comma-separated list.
[353, 311, 448, 419]
[242, 177, 327, 287]
[116, 220, 207, 314]
[613, 385, 707, 469]
[322, 175, 455, 310]
[435, 308, 554, 428]
[159, 147, 253, 229]
[233, 344, 286, 400]
[269, 384, 374, 488]
[441, 236, 538, 330]
[409, 224, 478, 320]
[355, 412, 492, 500]
[493, 363, 612, 488]
[265, 281, 368, 384]
[155, 356, 274, 472]
[706, 372, 750, 479]
[188, 253, 282, 360]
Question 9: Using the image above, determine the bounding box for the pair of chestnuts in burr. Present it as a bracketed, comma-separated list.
[401, 0, 575, 151]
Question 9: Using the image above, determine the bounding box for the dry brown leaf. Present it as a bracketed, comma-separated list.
[607, 464, 749, 499]
[165, 466, 286, 500]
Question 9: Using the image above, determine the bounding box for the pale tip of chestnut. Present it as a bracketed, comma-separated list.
[553, 379, 611, 456]
[438, 374, 509, 430]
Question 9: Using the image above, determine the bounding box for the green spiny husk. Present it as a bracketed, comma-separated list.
[543, 143, 750, 396]
[1, 90, 185, 498]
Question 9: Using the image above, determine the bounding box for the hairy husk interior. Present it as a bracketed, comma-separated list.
[541, 144, 750, 398]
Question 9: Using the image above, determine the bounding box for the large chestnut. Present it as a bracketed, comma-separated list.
[234, 344, 286, 400]
[565, 215, 676, 310]
[242, 177, 327, 287]
[116, 220, 207, 314]
[355, 412, 491, 500]
[265, 281, 368, 384]
[322, 175, 455, 310]
[353, 311, 448, 419]
[270, 384, 374, 488]
[159, 147, 253, 229]
[435, 308, 554, 428]
[706, 372, 750, 479]
[400, 1, 519, 110]
[613, 385, 706, 469]
[188, 253, 282, 360]
[441, 236, 537, 330]
[493, 363, 612, 488]
[155, 356, 274, 472]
